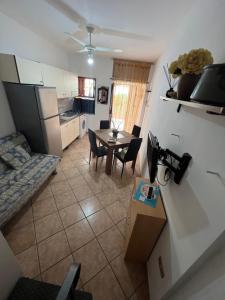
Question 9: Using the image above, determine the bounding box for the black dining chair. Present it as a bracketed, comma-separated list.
[100, 120, 110, 129]
[7, 263, 92, 300]
[88, 128, 108, 171]
[113, 138, 142, 177]
[132, 125, 141, 137]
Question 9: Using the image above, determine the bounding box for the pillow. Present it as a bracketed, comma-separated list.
[1, 145, 31, 169]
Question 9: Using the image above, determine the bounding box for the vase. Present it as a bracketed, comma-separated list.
[112, 129, 119, 139]
[166, 88, 177, 99]
[177, 74, 201, 101]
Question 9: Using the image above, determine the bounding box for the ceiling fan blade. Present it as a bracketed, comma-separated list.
[99, 26, 151, 41]
[65, 32, 86, 47]
[77, 49, 88, 53]
[45, 0, 87, 25]
[95, 46, 123, 53]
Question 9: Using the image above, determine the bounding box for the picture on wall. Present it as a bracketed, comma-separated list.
[97, 86, 109, 104]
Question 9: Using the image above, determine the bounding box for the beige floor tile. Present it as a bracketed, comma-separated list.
[38, 231, 70, 272]
[68, 176, 87, 190]
[84, 265, 125, 300]
[32, 196, 57, 221]
[110, 255, 146, 298]
[59, 203, 85, 228]
[117, 218, 127, 238]
[16, 245, 40, 278]
[96, 191, 121, 208]
[3, 202, 33, 232]
[41, 255, 73, 285]
[73, 239, 107, 284]
[129, 281, 150, 300]
[97, 226, 125, 261]
[35, 213, 63, 243]
[69, 153, 84, 161]
[72, 158, 88, 167]
[79, 196, 103, 217]
[60, 160, 76, 171]
[63, 167, 80, 179]
[106, 201, 127, 224]
[50, 181, 72, 196]
[78, 164, 91, 174]
[87, 209, 113, 236]
[50, 171, 66, 183]
[34, 185, 53, 202]
[5, 223, 36, 255]
[54, 190, 77, 210]
[73, 185, 94, 201]
[66, 219, 94, 252]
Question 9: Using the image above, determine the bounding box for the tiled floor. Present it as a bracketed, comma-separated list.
[3, 135, 149, 300]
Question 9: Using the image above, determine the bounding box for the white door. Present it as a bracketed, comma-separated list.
[15, 57, 43, 85]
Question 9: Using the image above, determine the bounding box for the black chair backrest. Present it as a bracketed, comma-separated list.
[132, 125, 141, 137]
[124, 138, 142, 162]
[88, 129, 98, 154]
[100, 120, 110, 129]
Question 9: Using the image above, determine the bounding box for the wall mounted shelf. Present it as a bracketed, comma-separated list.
[160, 96, 225, 115]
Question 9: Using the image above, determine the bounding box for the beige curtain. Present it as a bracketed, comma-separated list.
[113, 59, 151, 83]
[112, 80, 146, 133]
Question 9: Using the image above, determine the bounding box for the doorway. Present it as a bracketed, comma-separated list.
[111, 80, 146, 132]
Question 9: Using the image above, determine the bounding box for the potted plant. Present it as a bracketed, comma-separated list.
[169, 48, 213, 101]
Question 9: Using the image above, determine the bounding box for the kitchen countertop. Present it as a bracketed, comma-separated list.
[59, 113, 82, 125]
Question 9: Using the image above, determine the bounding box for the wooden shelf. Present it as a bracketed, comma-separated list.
[160, 96, 225, 115]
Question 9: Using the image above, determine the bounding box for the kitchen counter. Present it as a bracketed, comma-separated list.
[59, 113, 82, 126]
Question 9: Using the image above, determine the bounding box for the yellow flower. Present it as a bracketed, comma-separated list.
[169, 48, 213, 77]
[168, 60, 181, 78]
[179, 49, 213, 74]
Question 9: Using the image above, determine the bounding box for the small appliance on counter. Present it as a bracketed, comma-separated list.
[191, 64, 225, 106]
[4, 83, 62, 157]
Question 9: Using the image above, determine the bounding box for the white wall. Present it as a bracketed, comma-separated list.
[139, 0, 225, 298]
[68, 54, 113, 130]
[166, 231, 225, 300]
[0, 12, 69, 138]
[0, 232, 21, 300]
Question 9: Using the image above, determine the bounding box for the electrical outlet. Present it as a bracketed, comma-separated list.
[158, 256, 165, 278]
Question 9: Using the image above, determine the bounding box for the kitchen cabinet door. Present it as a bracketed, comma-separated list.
[42, 64, 58, 87]
[74, 117, 80, 138]
[61, 122, 70, 149]
[15, 57, 43, 85]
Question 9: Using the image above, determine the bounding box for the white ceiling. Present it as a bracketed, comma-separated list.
[0, 0, 195, 61]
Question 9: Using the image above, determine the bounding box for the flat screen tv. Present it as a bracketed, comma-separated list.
[147, 131, 160, 183]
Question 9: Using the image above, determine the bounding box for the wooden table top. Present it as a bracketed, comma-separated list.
[95, 129, 136, 149]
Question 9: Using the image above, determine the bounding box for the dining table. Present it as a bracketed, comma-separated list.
[95, 129, 137, 175]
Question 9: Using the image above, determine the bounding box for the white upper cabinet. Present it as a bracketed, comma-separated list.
[15, 57, 43, 85]
[41, 64, 58, 87]
[0, 53, 78, 98]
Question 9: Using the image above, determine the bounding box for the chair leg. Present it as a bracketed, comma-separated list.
[95, 156, 98, 171]
[89, 149, 91, 164]
[132, 160, 136, 174]
[121, 163, 125, 178]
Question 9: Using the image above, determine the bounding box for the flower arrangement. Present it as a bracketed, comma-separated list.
[169, 48, 213, 78]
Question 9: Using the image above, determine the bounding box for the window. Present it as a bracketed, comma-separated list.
[78, 77, 96, 98]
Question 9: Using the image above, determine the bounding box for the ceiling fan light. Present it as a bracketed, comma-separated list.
[87, 52, 94, 65]
[87, 57, 94, 65]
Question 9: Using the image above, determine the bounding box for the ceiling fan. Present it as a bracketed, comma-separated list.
[65, 25, 123, 64]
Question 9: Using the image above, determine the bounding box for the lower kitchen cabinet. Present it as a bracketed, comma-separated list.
[61, 117, 80, 150]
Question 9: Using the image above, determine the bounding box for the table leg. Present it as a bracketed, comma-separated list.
[105, 148, 113, 175]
